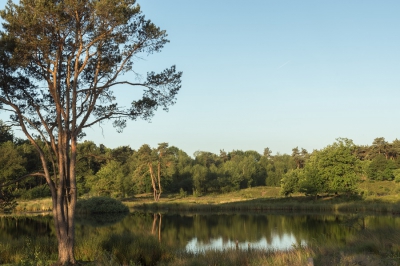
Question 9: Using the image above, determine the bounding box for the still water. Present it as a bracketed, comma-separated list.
[1, 212, 399, 253]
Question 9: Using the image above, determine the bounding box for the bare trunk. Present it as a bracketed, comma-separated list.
[148, 163, 158, 201]
[157, 161, 162, 201]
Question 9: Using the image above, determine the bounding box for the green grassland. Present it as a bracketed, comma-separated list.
[4, 181, 400, 265]
[14, 180, 400, 214]
[124, 181, 400, 214]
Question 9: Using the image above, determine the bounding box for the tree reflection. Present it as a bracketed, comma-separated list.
[1, 212, 400, 254]
[152, 213, 162, 242]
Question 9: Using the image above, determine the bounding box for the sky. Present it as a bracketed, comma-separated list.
[1, 0, 400, 157]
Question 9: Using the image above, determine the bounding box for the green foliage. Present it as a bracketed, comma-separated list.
[264, 154, 296, 186]
[17, 237, 56, 266]
[19, 185, 51, 200]
[280, 169, 302, 196]
[367, 154, 395, 181]
[5, 136, 400, 205]
[0, 141, 26, 181]
[191, 164, 208, 195]
[76, 197, 129, 214]
[0, 141, 26, 213]
[393, 169, 400, 183]
[87, 160, 133, 198]
[179, 188, 187, 198]
[76, 141, 108, 195]
[298, 138, 360, 196]
[298, 154, 324, 196]
[0, 120, 13, 143]
[0, 189, 17, 213]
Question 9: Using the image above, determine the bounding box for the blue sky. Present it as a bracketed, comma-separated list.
[1, 0, 400, 156]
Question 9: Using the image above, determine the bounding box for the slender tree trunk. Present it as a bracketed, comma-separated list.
[158, 213, 162, 242]
[152, 213, 158, 235]
[157, 160, 162, 201]
[148, 163, 158, 201]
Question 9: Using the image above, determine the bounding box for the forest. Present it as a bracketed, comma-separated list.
[1, 119, 399, 211]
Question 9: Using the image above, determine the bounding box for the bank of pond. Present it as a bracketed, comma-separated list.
[1, 210, 400, 265]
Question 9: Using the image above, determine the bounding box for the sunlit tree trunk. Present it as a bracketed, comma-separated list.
[148, 162, 159, 201]
[157, 160, 162, 201]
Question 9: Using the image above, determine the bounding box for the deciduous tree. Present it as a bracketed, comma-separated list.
[0, 141, 26, 212]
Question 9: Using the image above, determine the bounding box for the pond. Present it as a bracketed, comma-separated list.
[1, 211, 399, 255]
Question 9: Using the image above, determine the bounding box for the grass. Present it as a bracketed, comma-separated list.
[122, 182, 400, 214]
[0, 181, 400, 266]
[2, 228, 400, 266]
[14, 198, 52, 213]
[5, 181, 400, 265]
[13, 181, 400, 214]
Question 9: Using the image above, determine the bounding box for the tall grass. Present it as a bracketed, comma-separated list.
[14, 198, 52, 213]
[1, 228, 400, 266]
[0, 236, 57, 265]
[163, 245, 315, 266]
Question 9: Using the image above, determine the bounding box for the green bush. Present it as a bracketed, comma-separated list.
[19, 185, 51, 200]
[76, 196, 129, 214]
[179, 188, 187, 198]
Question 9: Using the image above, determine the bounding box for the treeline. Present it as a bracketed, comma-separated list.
[1, 120, 400, 203]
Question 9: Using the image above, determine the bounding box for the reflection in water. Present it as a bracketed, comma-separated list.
[152, 213, 162, 242]
[185, 233, 307, 253]
[1, 212, 399, 255]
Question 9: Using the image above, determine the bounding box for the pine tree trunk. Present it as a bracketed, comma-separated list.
[56, 234, 75, 265]
[51, 191, 77, 265]
[47, 137, 78, 265]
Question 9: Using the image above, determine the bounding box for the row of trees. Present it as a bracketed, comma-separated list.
[281, 138, 400, 197]
[2, 121, 400, 202]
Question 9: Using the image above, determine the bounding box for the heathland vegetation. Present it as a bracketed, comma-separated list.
[2, 120, 400, 212]
[2, 191, 400, 266]
[2, 122, 400, 264]
[0, 0, 399, 264]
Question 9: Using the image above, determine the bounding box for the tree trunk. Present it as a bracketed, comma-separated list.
[51, 181, 77, 265]
[157, 160, 162, 201]
[56, 234, 75, 265]
[148, 163, 158, 201]
[46, 137, 78, 265]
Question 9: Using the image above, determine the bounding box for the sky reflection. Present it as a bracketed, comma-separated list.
[185, 233, 307, 253]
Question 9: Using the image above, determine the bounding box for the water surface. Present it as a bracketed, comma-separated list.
[2, 211, 399, 254]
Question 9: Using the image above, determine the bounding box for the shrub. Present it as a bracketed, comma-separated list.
[179, 188, 187, 198]
[19, 185, 51, 200]
[76, 196, 129, 214]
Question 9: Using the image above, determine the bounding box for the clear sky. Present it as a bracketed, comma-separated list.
[1, 0, 400, 157]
